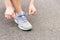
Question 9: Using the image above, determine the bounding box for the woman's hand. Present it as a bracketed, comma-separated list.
[29, 4, 36, 15]
[5, 8, 15, 19]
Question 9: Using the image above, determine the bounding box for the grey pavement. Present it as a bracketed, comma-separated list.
[0, 0, 60, 40]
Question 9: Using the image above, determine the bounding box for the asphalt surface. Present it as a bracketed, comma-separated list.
[0, 0, 60, 40]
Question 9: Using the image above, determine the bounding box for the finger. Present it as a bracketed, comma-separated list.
[5, 16, 11, 19]
[9, 12, 15, 19]
[5, 14, 12, 19]
[7, 16, 12, 19]
[11, 13, 15, 18]
[29, 9, 31, 15]
[31, 10, 36, 15]
[7, 16, 11, 19]
[29, 10, 34, 15]
[31, 10, 34, 14]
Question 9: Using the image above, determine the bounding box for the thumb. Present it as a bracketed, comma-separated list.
[11, 13, 15, 18]
[29, 9, 34, 15]
[29, 9, 31, 15]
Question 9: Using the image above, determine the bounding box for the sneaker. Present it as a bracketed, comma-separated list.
[14, 12, 32, 30]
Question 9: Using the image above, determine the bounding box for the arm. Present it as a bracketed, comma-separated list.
[4, 0, 15, 19]
[4, 0, 13, 9]
[29, 0, 36, 15]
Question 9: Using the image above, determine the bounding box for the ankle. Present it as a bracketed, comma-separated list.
[16, 10, 24, 14]
[16, 11, 25, 17]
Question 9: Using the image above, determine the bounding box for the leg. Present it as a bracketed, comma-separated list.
[11, 0, 22, 13]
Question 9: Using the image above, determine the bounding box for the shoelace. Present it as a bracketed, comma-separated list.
[18, 15, 28, 23]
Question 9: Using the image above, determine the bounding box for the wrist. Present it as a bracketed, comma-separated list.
[30, 1, 34, 5]
[30, 3, 34, 6]
[6, 7, 14, 11]
[30, 0, 34, 5]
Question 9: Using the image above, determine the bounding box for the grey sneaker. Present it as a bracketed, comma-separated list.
[14, 12, 32, 30]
